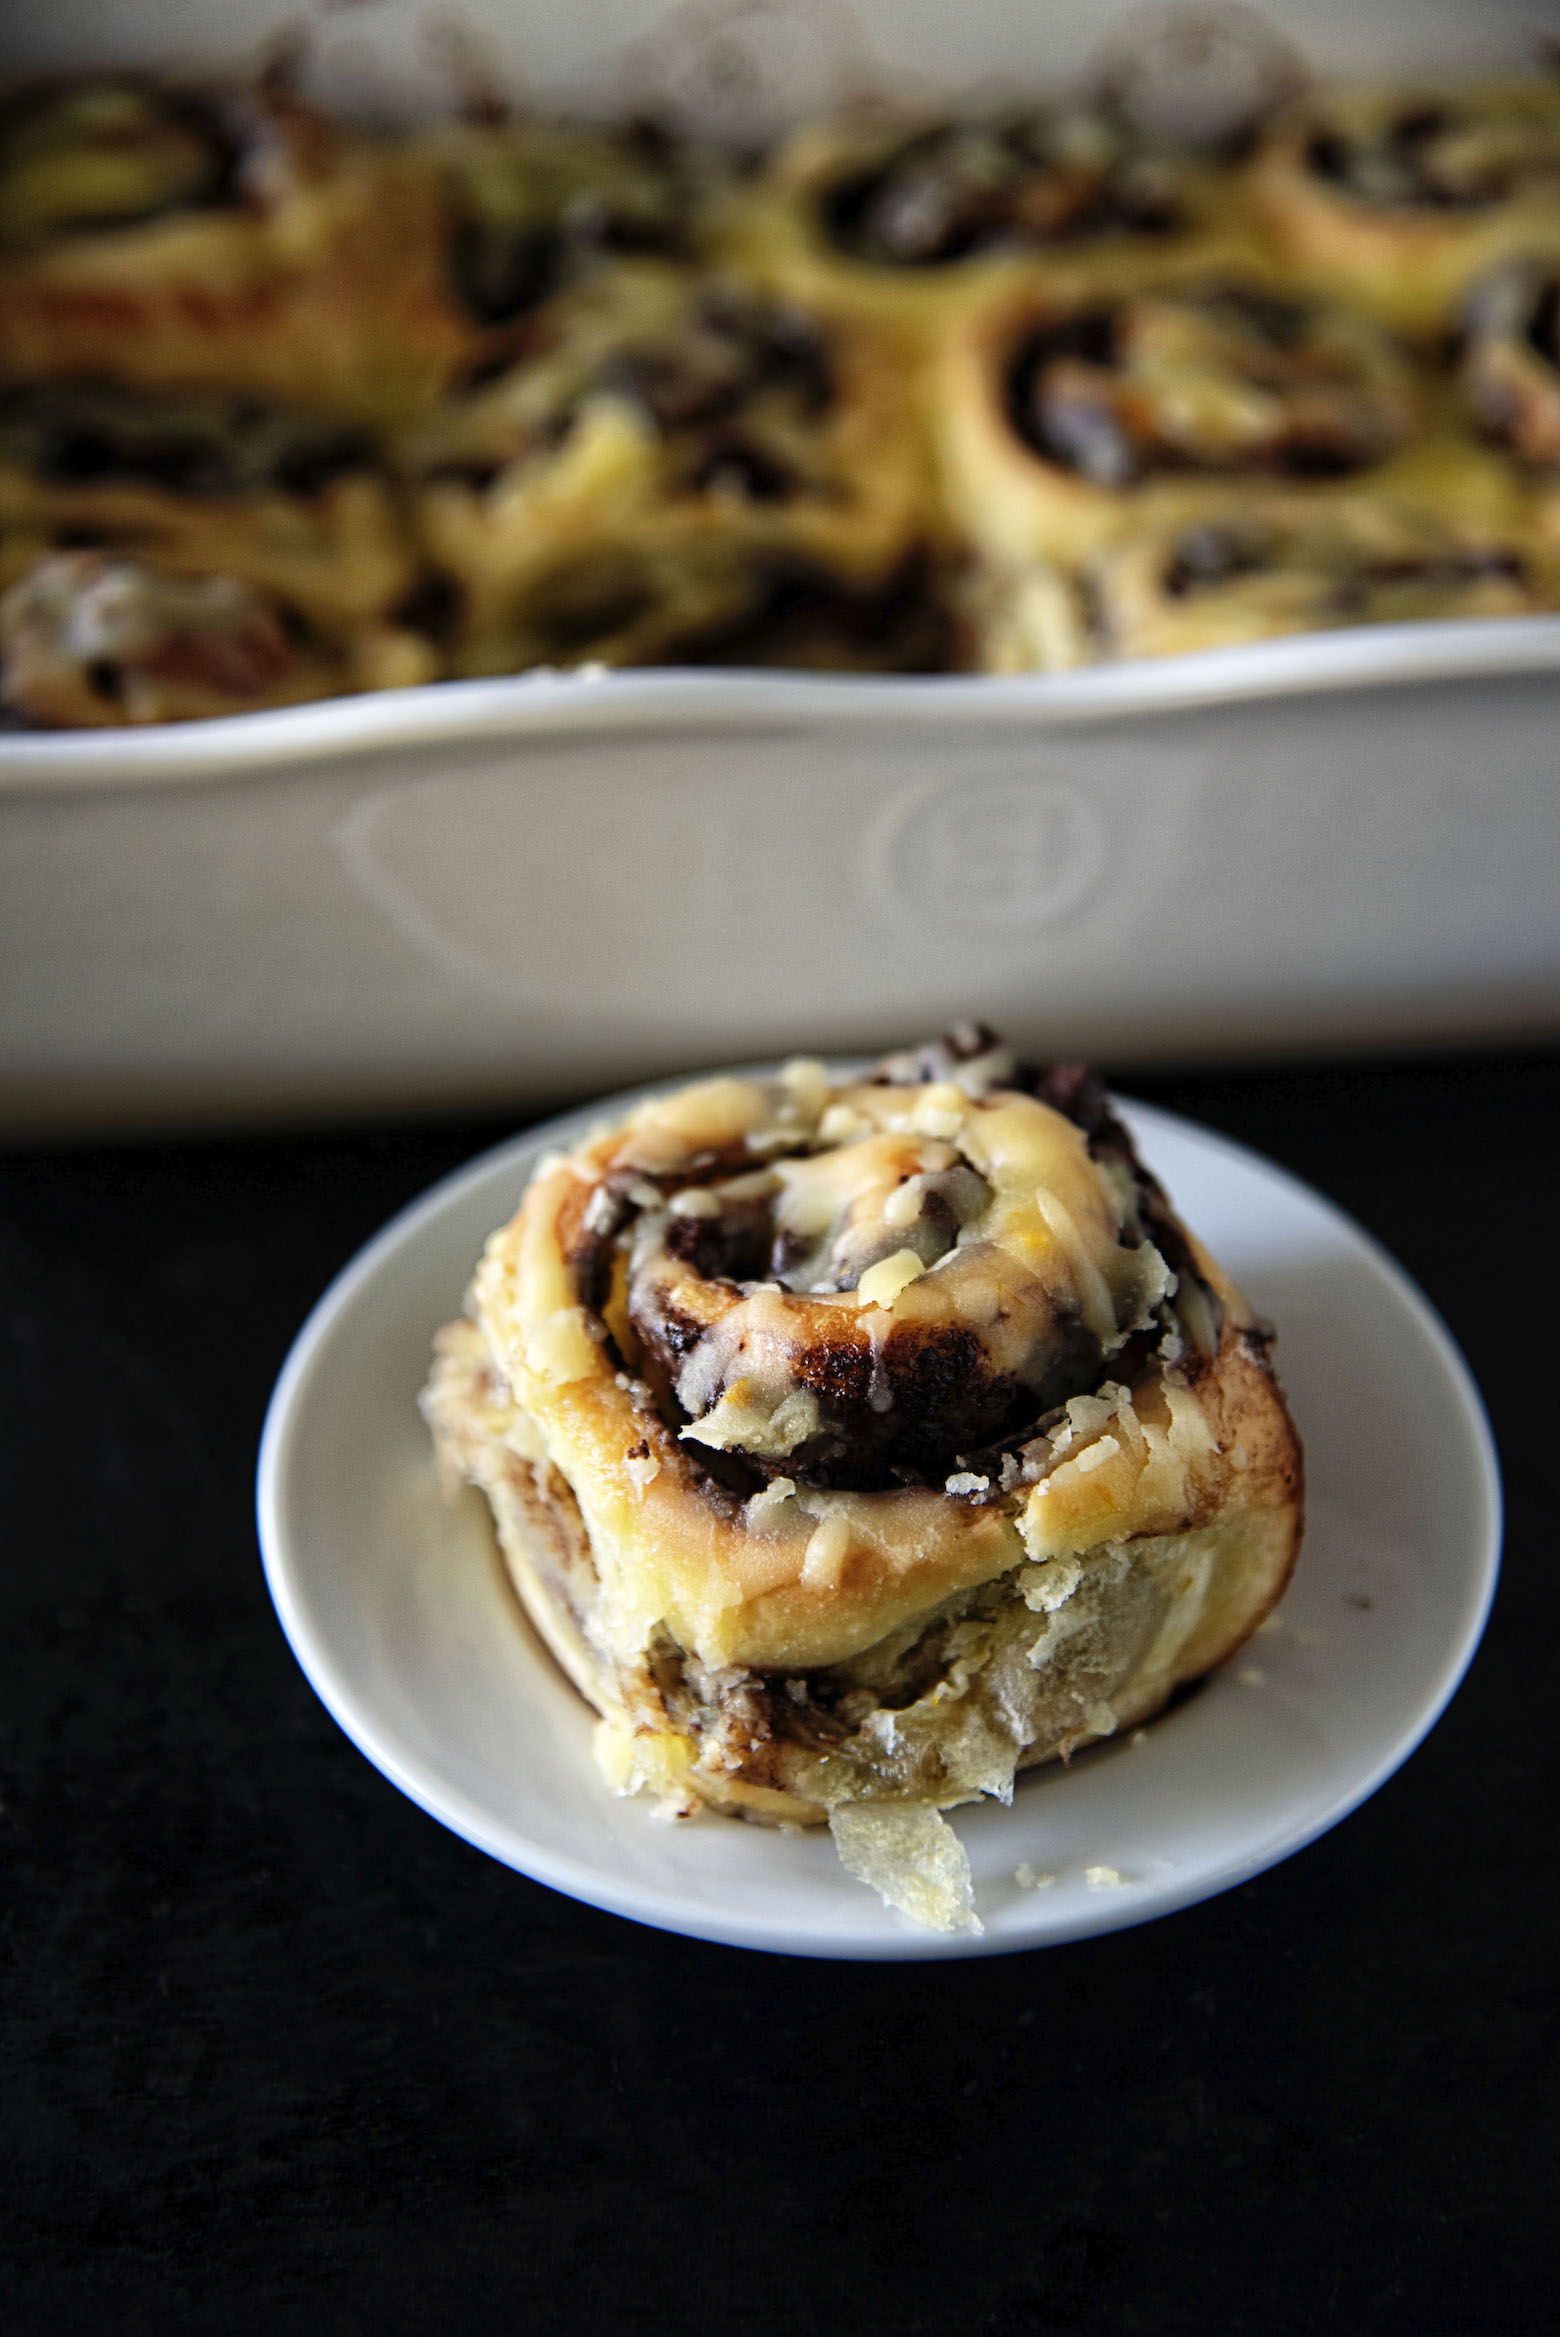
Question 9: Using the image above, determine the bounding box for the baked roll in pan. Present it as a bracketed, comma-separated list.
[1460, 259, 1560, 598]
[0, 72, 475, 426]
[424, 1036, 1303, 1930]
[935, 266, 1536, 667]
[0, 376, 443, 724]
[1248, 79, 1560, 338]
[939, 270, 1423, 561]
[715, 104, 1258, 353]
[6, 65, 1560, 716]
[0, 378, 418, 617]
[400, 259, 937, 675]
[1076, 485, 1540, 664]
[413, 113, 720, 342]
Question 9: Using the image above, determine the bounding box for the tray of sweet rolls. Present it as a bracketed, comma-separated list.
[0, 1, 1558, 1123]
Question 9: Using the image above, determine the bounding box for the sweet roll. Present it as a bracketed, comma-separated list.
[423, 1033, 1303, 1930]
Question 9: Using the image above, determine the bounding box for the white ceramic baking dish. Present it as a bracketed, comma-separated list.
[3, 619, 1558, 1128]
[2, 1, 1558, 1129]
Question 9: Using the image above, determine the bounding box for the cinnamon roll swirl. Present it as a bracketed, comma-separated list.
[0, 72, 474, 425]
[0, 378, 426, 662]
[399, 260, 934, 674]
[1248, 79, 1560, 337]
[713, 105, 1253, 351]
[933, 266, 1517, 666]
[939, 271, 1422, 577]
[423, 1034, 1302, 1931]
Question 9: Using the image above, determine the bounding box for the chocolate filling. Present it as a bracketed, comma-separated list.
[824, 119, 1180, 269]
[0, 379, 379, 500]
[1007, 287, 1405, 486]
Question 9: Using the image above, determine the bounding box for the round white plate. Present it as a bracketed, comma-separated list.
[257, 1088, 1501, 1960]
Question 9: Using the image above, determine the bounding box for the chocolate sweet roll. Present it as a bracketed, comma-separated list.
[1248, 80, 1560, 338]
[0, 379, 431, 688]
[0, 72, 474, 425]
[424, 1036, 1303, 1931]
[0, 548, 375, 726]
[398, 260, 934, 675]
[933, 268, 1470, 666]
[940, 271, 1422, 578]
[713, 106, 1253, 350]
[414, 114, 721, 342]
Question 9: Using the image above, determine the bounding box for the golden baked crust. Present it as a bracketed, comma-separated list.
[0, 73, 475, 427]
[424, 1037, 1303, 1928]
[1247, 79, 1560, 338]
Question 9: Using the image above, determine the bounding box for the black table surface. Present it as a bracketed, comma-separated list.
[3, 1049, 1556, 2334]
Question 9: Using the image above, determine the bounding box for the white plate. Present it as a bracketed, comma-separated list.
[256, 1086, 1501, 1959]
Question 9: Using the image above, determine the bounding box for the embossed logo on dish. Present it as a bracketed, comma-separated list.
[870, 777, 1110, 930]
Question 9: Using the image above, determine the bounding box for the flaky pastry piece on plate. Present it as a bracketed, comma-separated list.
[398, 258, 938, 675]
[423, 1032, 1303, 1931]
[1247, 79, 1560, 339]
[0, 71, 475, 426]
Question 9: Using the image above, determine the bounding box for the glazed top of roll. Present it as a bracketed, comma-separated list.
[470, 1033, 1293, 1669]
[400, 262, 834, 506]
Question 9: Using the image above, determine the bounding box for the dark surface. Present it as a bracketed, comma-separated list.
[2, 1051, 1556, 2334]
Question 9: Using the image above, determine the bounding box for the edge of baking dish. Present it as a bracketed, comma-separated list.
[2, 612, 1559, 792]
